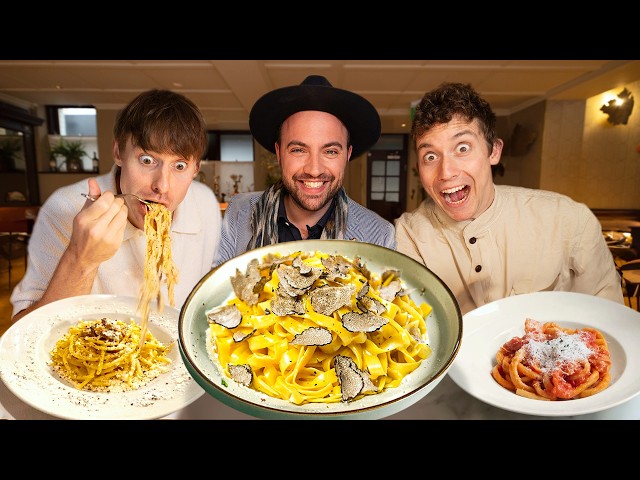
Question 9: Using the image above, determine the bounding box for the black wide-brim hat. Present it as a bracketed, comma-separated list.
[249, 75, 381, 159]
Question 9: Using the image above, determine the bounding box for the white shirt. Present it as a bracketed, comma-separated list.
[11, 166, 222, 317]
[395, 185, 623, 315]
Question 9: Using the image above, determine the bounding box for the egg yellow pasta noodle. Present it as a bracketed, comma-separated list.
[491, 318, 611, 400]
[206, 250, 433, 405]
[50, 317, 172, 392]
[137, 203, 178, 347]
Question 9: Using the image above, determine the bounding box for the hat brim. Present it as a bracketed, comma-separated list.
[249, 83, 381, 159]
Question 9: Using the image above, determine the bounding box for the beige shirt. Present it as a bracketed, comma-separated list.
[395, 185, 623, 315]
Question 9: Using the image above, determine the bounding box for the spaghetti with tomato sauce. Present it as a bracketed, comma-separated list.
[492, 318, 611, 400]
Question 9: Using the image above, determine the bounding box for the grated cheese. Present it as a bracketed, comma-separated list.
[524, 332, 593, 374]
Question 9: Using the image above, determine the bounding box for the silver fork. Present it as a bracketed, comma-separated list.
[81, 192, 155, 206]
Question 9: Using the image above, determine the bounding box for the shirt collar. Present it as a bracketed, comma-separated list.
[277, 192, 335, 233]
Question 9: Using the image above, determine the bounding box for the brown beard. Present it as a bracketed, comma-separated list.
[282, 175, 341, 212]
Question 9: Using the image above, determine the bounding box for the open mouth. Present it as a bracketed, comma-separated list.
[441, 185, 469, 205]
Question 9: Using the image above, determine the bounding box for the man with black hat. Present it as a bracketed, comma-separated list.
[213, 75, 395, 266]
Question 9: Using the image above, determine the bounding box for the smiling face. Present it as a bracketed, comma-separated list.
[275, 110, 350, 222]
[114, 137, 199, 229]
[415, 115, 503, 222]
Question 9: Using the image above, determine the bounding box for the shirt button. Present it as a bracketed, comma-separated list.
[475, 265, 482, 272]
[469, 237, 477, 244]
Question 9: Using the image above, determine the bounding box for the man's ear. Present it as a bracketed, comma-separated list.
[275, 143, 282, 167]
[489, 138, 503, 166]
[112, 139, 122, 166]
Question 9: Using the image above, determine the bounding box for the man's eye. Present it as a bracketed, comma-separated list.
[457, 143, 470, 154]
[424, 153, 437, 162]
[140, 154, 154, 165]
[175, 161, 187, 171]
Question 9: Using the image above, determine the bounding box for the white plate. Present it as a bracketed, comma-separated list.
[0, 295, 204, 420]
[448, 291, 640, 417]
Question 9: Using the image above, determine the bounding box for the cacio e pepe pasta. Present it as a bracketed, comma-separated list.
[137, 203, 178, 348]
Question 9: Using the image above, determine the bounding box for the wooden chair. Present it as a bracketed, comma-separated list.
[0, 206, 37, 289]
[618, 259, 640, 311]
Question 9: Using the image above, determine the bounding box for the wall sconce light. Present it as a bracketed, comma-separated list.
[601, 88, 634, 125]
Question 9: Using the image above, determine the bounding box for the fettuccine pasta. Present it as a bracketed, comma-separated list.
[206, 250, 433, 405]
[138, 203, 178, 346]
[492, 318, 611, 400]
[50, 317, 172, 392]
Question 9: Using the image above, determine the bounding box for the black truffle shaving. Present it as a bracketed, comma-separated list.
[277, 263, 322, 297]
[290, 326, 333, 346]
[292, 255, 312, 274]
[271, 293, 306, 316]
[341, 311, 389, 332]
[334, 355, 377, 402]
[352, 256, 372, 281]
[233, 329, 256, 342]
[229, 364, 253, 386]
[356, 283, 370, 300]
[309, 284, 355, 316]
[356, 295, 387, 315]
[379, 278, 403, 302]
[206, 304, 242, 329]
[230, 259, 266, 306]
[321, 255, 352, 280]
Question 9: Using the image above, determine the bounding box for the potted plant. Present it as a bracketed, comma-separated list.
[0, 137, 22, 172]
[50, 138, 88, 172]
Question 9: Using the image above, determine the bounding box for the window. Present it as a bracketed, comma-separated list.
[46, 106, 97, 173]
[204, 131, 253, 161]
[57, 108, 96, 136]
[46, 106, 96, 137]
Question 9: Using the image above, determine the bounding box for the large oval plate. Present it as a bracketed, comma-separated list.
[179, 240, 462, 420]
[448, 291, 640, 416]
[0, 295, 204, 420]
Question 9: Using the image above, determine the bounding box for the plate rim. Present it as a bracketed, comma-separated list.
[0, 294, 204, 420]
[448, 291, 640, 417]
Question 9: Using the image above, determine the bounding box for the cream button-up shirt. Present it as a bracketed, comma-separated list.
[395, 185, 623, 315]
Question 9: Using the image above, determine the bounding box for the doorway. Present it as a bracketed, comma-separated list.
[366, 134, 408, 223]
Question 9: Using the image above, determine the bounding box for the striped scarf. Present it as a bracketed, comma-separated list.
[247, 180, 349, 250]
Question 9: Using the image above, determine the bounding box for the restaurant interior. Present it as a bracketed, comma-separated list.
[2, 59, 640, 422]
[1, 59, 640, 333]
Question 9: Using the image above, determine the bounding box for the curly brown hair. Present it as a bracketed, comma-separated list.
[114, 89, 207, 162]
[411, 82, 496, 154]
